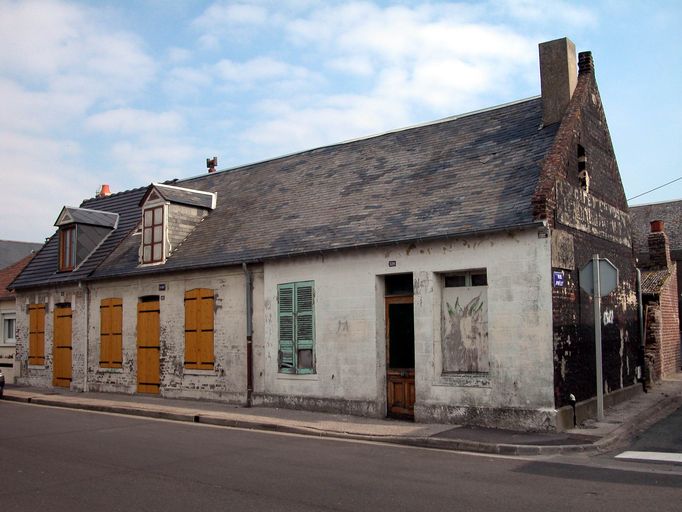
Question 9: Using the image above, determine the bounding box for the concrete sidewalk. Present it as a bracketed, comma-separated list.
[4, 376, 682, 456]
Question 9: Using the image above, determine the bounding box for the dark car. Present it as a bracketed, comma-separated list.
[0, 368, 4, 398]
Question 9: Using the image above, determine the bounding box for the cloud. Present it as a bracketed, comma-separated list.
[0, 0, 155, 104]
[214, 57, 318, 87]
[86, 109, 185, 135]
[192, 2, 269, 48]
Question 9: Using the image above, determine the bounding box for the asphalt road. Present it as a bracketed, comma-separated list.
[1, 401, 681, 512]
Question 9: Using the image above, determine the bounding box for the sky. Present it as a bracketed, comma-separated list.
[1, 0, 681, 242]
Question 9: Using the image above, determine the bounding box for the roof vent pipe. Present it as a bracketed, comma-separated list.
[538, 37, 577, 126]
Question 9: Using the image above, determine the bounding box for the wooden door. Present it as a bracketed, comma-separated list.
[386, 296, 415, 419]
[137, 300, 160, 394]
[53, 305, 72, 388]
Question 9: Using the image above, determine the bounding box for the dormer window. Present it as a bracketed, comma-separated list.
[142, 205, 165, 264]
[54, 206, 118, 273]
[138, 183, 217, 266]
[59, 226, 76, 271]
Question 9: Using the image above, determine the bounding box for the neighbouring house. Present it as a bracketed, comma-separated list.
[10, 38, 640, 431]
[636, 220, 681, 381]
[631, 200, 682, 330]
[0, 253, 37, 383]
[0, 240, 43, 268]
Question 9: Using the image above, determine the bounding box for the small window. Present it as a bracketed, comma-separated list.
[100, 298, 123, 368]
[142, 205, 164, 263]
[28, 304, 46, 365]
[278, 281, 315, 374]
[59, 226, 76, 271]
[578, 144, 589, 193]
[2, 315, 16, 345]
[445, 270, 488, 288]
[184, 288, 215, 370]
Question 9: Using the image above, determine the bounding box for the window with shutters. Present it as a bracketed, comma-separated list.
[28, 304, 46, 365]
[277, 281, 315, 374]
[184, 288, 215, 370]
[100, 298, 123, 368]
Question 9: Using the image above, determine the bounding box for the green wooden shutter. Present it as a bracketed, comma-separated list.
[294, 282, 315, 374]
[278, 283, 295, 373]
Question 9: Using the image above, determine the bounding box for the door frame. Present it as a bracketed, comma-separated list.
[385, 295, 415, 419]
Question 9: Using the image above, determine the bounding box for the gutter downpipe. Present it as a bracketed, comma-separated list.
[243, 263, 254, 407]
[636, 268, 647, 392]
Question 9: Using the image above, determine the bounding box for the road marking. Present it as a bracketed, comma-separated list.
[616, 451, 682, 463]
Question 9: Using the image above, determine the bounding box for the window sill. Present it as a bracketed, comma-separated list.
[183, 368, 217, 376]
[276, 372, 318, 381]
[435, 372, 491, 388]
[98, 367, 123, 373]
[28, 365, 47, 370]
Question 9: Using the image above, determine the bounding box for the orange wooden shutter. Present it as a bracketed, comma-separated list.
[28, 304, 46, 365]
[184, 289, 214, 369]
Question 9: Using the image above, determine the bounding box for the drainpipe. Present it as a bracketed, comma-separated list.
[636, 268, 647, 392]
[243, 263, 253, 407]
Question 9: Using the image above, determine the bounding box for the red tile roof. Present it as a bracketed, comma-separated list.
[0, 254, 34, 300]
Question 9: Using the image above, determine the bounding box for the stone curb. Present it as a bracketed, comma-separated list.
[3, 390, 680, 457]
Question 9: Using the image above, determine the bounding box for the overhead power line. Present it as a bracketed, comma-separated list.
[627, 176, 682, 202]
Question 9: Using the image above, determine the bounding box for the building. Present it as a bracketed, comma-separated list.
[0, 240, 43, 268]
[631, 200, 682, 330]
[10, 38, 639, 431]
[1, 254, 37, 383]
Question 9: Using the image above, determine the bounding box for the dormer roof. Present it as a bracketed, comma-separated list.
[54, 206, 119, 228]
[140, 183, 216, 210]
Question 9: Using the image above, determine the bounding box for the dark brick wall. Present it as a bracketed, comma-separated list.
[542, 56, 640, 408]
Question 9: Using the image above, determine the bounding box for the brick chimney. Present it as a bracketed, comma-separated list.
[539, 37, 577, 126]
[648, 220, 672, 269]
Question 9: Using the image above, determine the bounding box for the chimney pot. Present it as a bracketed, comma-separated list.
[647, 222, 672, 269]
[539, 37, 577, 126]
[207, 156, 218, 173]
[578, 51, 594, 75]
[98, 184, 111, 198]
[650, 219, 664, 233]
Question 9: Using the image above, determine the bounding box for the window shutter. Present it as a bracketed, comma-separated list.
[100, 300, 112, 366]
[28, 304, 45, 365]
[185, 289, 214, 370]
[295, 282, 315, 373]
[184, 289, 199, 369]
[197, 289, 215, 369]
[278, 283, 295, 373]
[100, 298, 123, 368]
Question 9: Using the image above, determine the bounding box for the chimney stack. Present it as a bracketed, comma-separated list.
[207, 156, 218, 173]
[648, 220, 672, 269]
[539, 37, 577, 126]
[97, 184, 111, 198]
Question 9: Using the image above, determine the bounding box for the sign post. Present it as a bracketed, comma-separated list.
[592, 255, 604, 421]
[579, 256, 619, 422]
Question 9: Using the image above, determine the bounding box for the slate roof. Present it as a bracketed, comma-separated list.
[630, 200, 682, 257]
[56, 207, 119, 228]
[93, 97, 556, 280]
[641, 269, 672, 295]
[13, 96, 559, 287]
[11, 187, 147, 290]
[0, 240, 43, 268]
[147, 183, 215, 209]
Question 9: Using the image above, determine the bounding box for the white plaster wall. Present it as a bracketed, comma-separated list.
[262, 228, 554, 421]
[0, 298, 18, 383]
[86, 265, 259, 403]
[15, 286, 87, 390]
